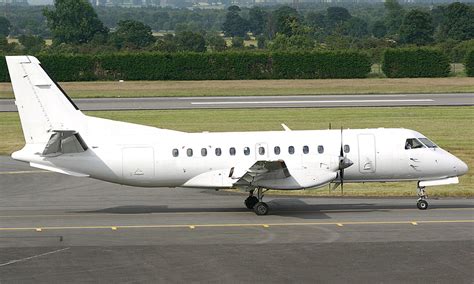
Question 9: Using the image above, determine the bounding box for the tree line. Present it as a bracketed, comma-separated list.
[0, 0, 473, 63]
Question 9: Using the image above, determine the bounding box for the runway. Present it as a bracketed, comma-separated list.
[0, 93, 473, 111]
[1, 157, 473, 283]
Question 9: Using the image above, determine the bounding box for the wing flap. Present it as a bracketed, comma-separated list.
[234, 160, 291, 188]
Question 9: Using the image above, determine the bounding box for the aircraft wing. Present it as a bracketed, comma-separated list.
[233, 160, 290, 188]
[233, 159, 338, 190]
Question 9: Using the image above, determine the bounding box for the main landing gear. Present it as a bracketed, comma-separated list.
[416, 185, 428, 210]
[244, 188, 269, 215]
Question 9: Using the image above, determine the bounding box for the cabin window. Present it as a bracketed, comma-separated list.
[172, 149, 179, 157]
[187, 148, 193, 157]
[215, 148, 222, 156]
[405, 138, 425, 150]
[288, 146, 295, 155]
[201, 148, 207, 157]
[259, 147, 265, 155]
[318, 145, 324, 154]
[229, 147, 236, 156]
[274, 146, 281, 155]
[344, 145, 350, 153]
[244, 147, 250, 155]
[303, 145, 309, 154]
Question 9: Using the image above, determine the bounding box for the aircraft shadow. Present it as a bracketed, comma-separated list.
[73, 198, 472, 220]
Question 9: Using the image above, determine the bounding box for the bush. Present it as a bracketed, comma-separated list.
[272, 51, 371, 79]
[466, 49, 474, 77]
[0, 51, 372, 82]
[38, 54, 97, 81]
[0, 56, 8, 82]
[382, 48, 450, 78]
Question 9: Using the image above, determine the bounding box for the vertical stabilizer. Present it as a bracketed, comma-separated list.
[6, 56, 85, 145]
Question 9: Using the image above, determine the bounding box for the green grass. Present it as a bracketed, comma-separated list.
[1, 106, 472, 197]
[1, 77, 473, 99]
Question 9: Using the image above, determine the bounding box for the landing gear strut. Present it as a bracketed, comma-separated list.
[416, 185, 428, 210]
[244, 187, 269, 215]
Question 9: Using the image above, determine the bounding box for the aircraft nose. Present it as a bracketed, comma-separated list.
[454, 158, 469, 176]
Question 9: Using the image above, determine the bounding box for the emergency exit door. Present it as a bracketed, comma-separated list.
[358, 134, 376, 173]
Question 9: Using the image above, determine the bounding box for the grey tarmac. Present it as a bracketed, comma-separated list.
[0, 156, 473, 283]
[0, 93, 473, 111]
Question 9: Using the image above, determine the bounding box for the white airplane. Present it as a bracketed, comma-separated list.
[6, 56, 469, 215]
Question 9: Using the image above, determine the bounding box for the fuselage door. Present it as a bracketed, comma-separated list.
[358, 134, 376, 173]
[122, 147, 155, 179]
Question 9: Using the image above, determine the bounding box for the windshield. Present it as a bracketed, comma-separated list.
[419, 138, 438, 148]
[405, 138, 425, 149]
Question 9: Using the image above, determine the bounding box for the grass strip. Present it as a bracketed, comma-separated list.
[1, 78, 473, 99]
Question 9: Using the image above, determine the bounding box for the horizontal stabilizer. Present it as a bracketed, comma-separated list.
[30, 162, 89, 177]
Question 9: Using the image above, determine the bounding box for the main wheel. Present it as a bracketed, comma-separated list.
[417, 199, 428, 210]
[244, 196, 259, 209]
[254, 202, 269, 216]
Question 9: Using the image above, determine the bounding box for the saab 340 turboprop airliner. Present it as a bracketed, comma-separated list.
[6, 56, 469, 215]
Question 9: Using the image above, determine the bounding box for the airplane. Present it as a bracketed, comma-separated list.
[5, 56, 469, 215]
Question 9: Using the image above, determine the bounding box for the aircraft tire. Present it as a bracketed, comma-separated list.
[417, 200, 428, 210]
[245, 196, 259, 209]
[254, 202, 269, 216]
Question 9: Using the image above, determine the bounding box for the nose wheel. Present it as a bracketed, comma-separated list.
[416, 185, 428, 210]
[244, 188, 269, 215]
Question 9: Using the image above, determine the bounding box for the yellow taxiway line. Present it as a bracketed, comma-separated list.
[0, 219, 472, 232]
[0, 207, 472, 219]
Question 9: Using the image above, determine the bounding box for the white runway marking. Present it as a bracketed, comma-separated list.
[191, 99, 434, 105]
[181, 94, 409, 100]
[0, 247, 70, 267]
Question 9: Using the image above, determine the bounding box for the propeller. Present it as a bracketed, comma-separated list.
[332, 126, 353, 195]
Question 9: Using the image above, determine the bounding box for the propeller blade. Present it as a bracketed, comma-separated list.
[340, 127, 343, 157]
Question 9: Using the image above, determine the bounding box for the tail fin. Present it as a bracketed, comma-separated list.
[6, 56, 85, 145]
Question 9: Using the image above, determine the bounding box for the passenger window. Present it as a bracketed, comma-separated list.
[215, 148, 222, 156]
[172, 149, 179, 157]
[201, 148, 207, 157]
[405, 138, 425, 150]
[274, 146, 281, 155]
[318, 145, 324, 154]
[229, 147, 236, 156]
[344, 145, 350, 153]
[288, 146, 295, 154]
[187, 148, 193, 157]
[244, 147, 250, 155]
[259, 147, 265, 155]
[303, 145, 309, 154]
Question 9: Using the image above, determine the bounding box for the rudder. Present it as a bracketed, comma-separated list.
[6, 56, 85, 145]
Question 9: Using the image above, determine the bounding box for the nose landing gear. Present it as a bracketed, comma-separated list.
[244, 187, 269, 215]
[416, 185, 428, 210]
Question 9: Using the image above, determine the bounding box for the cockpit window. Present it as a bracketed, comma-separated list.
[419, 138, 438, 148]
[405, 138, 425, 150]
